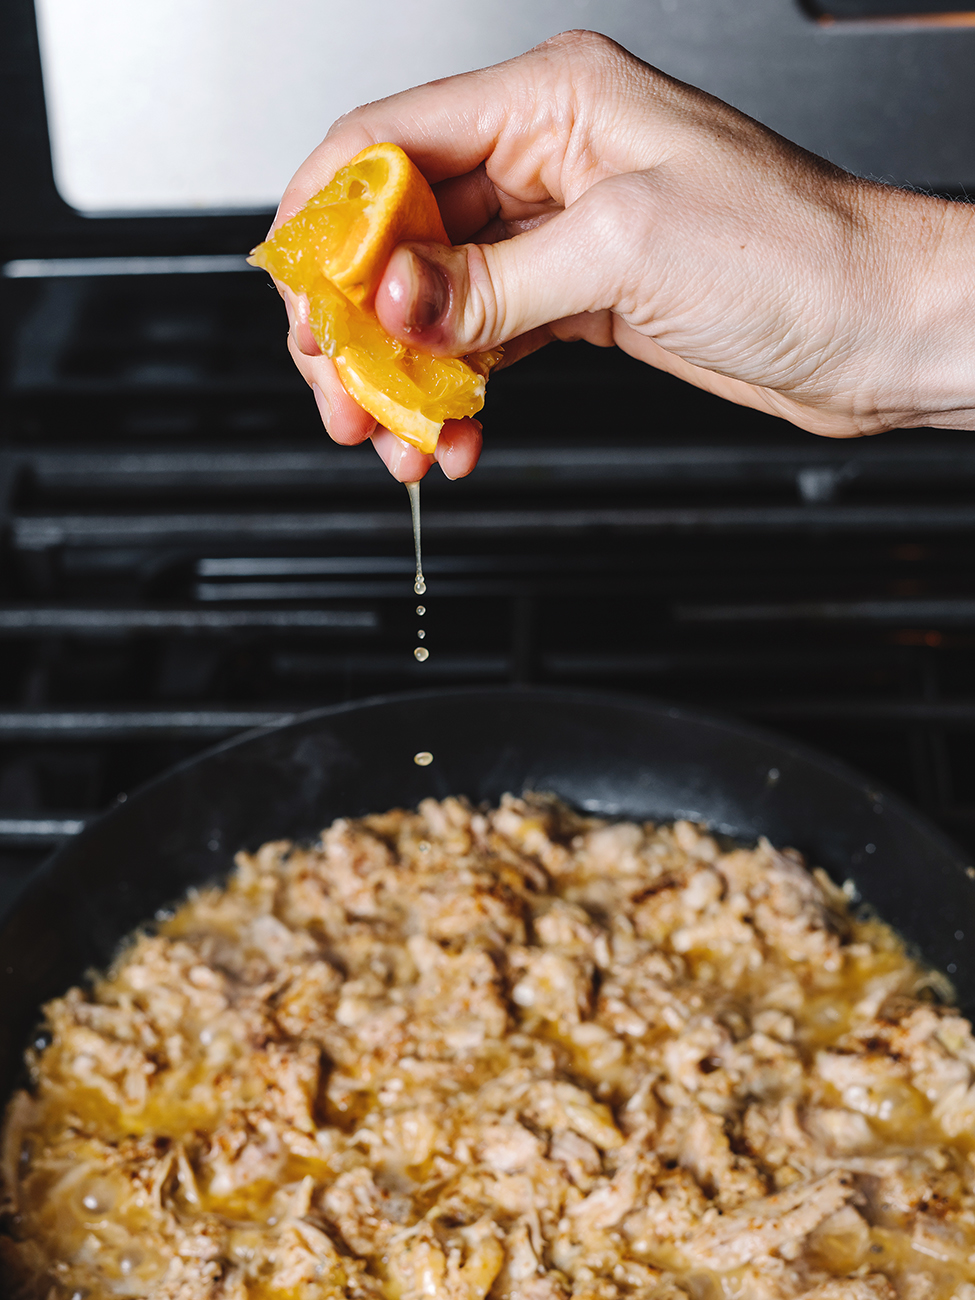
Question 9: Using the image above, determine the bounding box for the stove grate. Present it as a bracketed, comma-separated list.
[3, 266, 975, 904]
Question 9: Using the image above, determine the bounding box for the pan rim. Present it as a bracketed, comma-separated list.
[0, 683, 969, 933]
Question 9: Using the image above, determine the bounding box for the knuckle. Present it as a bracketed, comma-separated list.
[582, 173, 646, 248]
[322, 107, 370, 145]
[539, 29, 637, 86]
[574, 174, 659, 313]
[541, 29, 619, 60]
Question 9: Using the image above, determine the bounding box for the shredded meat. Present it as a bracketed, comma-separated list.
[1, 795, 973, 1299]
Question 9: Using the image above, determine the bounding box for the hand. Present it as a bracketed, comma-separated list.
[277, 29, 975, 481]
[281, 291, 482, 483]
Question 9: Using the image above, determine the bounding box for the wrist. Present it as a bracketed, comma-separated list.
[869, 186, 975, 431]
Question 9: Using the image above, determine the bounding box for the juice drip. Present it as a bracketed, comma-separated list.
[406, 481, 425, 596]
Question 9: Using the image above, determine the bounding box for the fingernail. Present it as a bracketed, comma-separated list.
[372, 428, 412, 478]
[312, 383, 332, 429]
[285, 297, 297, 334]
[386, 437, 408, 475]
[438, 442, 458, 481]
[393, 248, 449, 333]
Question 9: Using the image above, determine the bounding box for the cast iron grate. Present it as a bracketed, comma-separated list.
[2, 262, 975, 907]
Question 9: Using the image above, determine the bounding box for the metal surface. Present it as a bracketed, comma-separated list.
[3, 283, 975, 893]
[0, 608, 377, 633]
[678, 599, 975, 624]
[3, 255, 254, 278]
[21, 504, 975, 550]
[5, 1, 975, 254]
[0, 708, 298, 739]
[14, 440, 975, 496]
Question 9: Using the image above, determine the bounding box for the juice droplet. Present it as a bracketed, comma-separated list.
[413, 751, 433, 767]
[417, 629, 425, 640]
[405, 481, 425, 597]
[416, 605, 425, 616]
[414, 646, 429, 662]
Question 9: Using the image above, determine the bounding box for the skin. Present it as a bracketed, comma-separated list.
[272, 29, 975, 483]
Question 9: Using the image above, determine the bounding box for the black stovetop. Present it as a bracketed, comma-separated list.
[2, 259, 975, 911]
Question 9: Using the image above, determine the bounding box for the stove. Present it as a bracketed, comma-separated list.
[4, 0, 975, 908]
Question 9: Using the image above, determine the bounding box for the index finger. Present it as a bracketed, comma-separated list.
[272, 31, 624, 230]
[272, 65, 507, 231]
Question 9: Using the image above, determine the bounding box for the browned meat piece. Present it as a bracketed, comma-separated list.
[677, 1108, 767, 1207]
[684, 1172, 855, 1269]
[549, 1128, 602, 1190]
[322, 1167, 402, 1255]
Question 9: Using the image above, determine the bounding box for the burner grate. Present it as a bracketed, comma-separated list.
[3, 264, 975, 906]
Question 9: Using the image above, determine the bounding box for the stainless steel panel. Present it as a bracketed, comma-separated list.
[591, 0, 975, 191]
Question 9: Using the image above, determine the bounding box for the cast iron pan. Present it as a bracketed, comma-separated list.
[0, 686, 972, 1102]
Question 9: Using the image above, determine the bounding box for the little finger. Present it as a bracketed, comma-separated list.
[435, 418, 483, 480]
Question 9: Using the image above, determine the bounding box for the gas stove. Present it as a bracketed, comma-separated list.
[4, 0, 975, 906]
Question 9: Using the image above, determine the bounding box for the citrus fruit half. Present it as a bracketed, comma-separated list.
[249, 142, 500, 454]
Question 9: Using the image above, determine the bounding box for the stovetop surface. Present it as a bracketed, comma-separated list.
[2, 260, 975, 912]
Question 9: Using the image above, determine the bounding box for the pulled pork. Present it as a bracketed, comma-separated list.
[2, 796, 974, 1299]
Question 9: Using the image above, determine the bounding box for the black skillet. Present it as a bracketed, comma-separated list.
[0, 685, 972, 1102]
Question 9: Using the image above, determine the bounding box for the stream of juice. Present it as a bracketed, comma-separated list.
[407, 481, 425, 597]
[406, 481, 429, 662]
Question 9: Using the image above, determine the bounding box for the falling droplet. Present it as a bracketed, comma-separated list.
[414, 646, 429, 662]
[414, 751, 433, 766]
[416, 605, 426, 616]
[406, 481, 425, 597]
[417, 629, 425, 640]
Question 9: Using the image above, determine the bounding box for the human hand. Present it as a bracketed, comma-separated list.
[277, 29, 975, 481]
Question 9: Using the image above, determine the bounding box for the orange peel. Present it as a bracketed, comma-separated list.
[249, 142, 500, 454]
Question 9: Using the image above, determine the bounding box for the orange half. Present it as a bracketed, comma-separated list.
[249, 142, 500, 454]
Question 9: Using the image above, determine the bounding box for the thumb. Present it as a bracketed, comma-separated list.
[374, 200, 620, 356]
